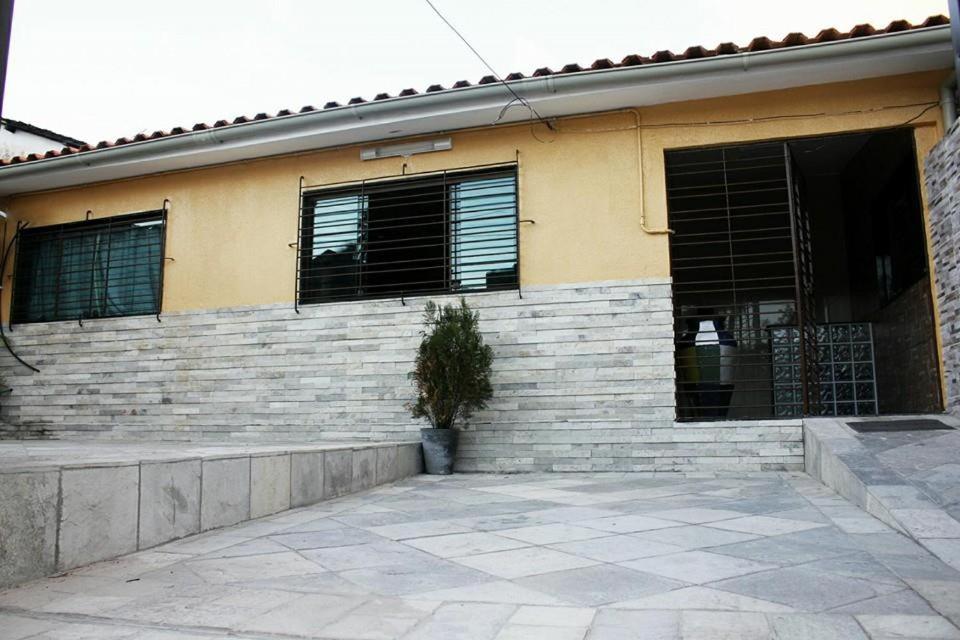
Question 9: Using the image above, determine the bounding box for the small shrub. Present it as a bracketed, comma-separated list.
[408, 298, 493, 429]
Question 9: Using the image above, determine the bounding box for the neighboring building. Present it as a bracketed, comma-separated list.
[0, 16, 955, 472]
[0, 117, 85, 159]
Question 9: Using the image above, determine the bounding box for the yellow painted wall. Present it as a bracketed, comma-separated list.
[1, 70, 949, 316]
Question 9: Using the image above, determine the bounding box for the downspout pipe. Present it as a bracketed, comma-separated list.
[941, 73, 958, 130]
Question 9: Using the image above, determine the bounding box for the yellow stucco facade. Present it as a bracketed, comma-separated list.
[0, 69, 948, 316]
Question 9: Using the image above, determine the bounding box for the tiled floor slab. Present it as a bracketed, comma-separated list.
[0, 472, 958, 639]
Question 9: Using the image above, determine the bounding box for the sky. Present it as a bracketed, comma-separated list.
[3, 0, 950, 144]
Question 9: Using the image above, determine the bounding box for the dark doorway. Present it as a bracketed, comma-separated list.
[666, 129, 942, 420]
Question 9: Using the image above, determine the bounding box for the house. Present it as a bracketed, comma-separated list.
[0, 15, 955, 472]
[0, 117, 85, 160]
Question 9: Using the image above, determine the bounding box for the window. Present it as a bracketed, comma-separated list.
[12, 211, 166, 323]
[298, 167, 518, 304]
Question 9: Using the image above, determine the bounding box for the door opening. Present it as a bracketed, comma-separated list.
[666, 129, 941, 420]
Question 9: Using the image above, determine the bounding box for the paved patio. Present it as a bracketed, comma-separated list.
[2, 472, 960, 640]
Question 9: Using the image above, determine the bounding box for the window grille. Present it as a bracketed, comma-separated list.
[297, 165, 518, 304]
[12, 210, 166, 324]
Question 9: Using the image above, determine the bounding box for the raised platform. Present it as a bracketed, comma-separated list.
[805, 416, 960, 573]
[0, 440, 423, 589]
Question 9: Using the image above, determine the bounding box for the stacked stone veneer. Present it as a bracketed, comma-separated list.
[926, 119, 960, 415]
[0, 278, 801, 471]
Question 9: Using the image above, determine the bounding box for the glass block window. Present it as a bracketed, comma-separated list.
[771, 323, 878, 417]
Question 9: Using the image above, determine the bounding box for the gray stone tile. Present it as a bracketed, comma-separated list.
[402, 602, 514, 640]
[5, 472, 960, 638]
[239, 593, 366, 635]
[516, 564, 683, 607]
[376, 446, 399, 484]
[405, 531, 529, 558]
[892, 509, 960, 539]
[200, 457, 250, 531]
[621, 550, 776, 584]
[324, 449, 353, 498]
[231, 571, 370, 595]
[451, 512, 557, 532]
[270, 527, 381, 550]
[303, 540, 435, 571]
[195, 537, 290, 559]
[338, 558, 493, 596]
[549, 535, 685, 563]
[495, 623, 586, 640]
[451, 546, 598, 579]
[609, 585, 793, 612]
[185, 551, 324, 584]
[352, 447, 377, 494]
[643, 508, 748, 524]
[925, 539, 960, 572]
[634, 524, 759, 549]
[497, 523, 609, 545]
[0, 612, 57, 640]
[709, 535, 849, 566]
[59, 465, 139, 571]
[590, 610, 681, 640]
[528, 506, 622, 522]
[708, 515, 827, 536]
[290, 451, 324, 508]
[407, 580, 565, 605]
[396, 443, 424, 479]
[829, 588, 937, 615]
[139, 460, 201, 549]
[573, 514, 681, 533]
[250, 454, 291, 519]
[0, 471, 59, 588]
[680, 611, 770, 640]
[369, 519, 473, 540]
[713, 566, 896, 611]
[856, 614, 960, 639]
[509, 605, 595, 627]
[802, 553, 904, 587]
[768, 613, 868, 640]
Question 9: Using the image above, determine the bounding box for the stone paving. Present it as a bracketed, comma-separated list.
[3, 472, 960, 639]
[806, 417, 960, 579]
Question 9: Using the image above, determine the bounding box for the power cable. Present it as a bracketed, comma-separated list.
[423, 0, 555, 131]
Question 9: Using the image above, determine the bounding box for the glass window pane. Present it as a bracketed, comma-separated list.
[451, 174, 517, 291]
[301, 193, 365, 302]
[12, 213, 164, 323]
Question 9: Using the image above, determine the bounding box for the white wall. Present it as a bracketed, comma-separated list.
[0, 127, 69, 158]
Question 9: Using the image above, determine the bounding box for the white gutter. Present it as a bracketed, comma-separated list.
[0, 25, 951, 196]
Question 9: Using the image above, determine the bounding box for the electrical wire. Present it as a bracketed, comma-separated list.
[423, 0, 555, 131]
[552, 101, 942, 135]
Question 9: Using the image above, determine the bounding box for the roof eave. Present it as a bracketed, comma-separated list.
[0, 24, 951, 197]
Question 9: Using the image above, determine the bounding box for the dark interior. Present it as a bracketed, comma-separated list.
[667, 128, 942, 420]
[364, 181, 446, 296]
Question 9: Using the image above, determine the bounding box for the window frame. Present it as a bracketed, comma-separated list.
[297, 164, 519, 305]
[11, 209, 168, 325]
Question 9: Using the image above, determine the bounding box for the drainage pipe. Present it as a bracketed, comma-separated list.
[941, 73, 958, 130]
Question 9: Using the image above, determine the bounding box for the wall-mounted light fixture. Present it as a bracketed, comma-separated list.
[360, 137, 452, 161]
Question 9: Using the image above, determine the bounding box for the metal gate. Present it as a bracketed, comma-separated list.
[784, 146, 821, 416]
[666, 141, 812, 420]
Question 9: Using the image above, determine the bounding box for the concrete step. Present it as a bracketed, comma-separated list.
[0, 439, 423, 589]
[805, 416, 960, 574]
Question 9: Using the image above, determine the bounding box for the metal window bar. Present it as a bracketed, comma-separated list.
[296, 165, 519, 305]
[11, 209, 167, 325]
[667, 141, 803, 420]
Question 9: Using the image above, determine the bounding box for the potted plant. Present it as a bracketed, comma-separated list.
[408, 298, 493, 474]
